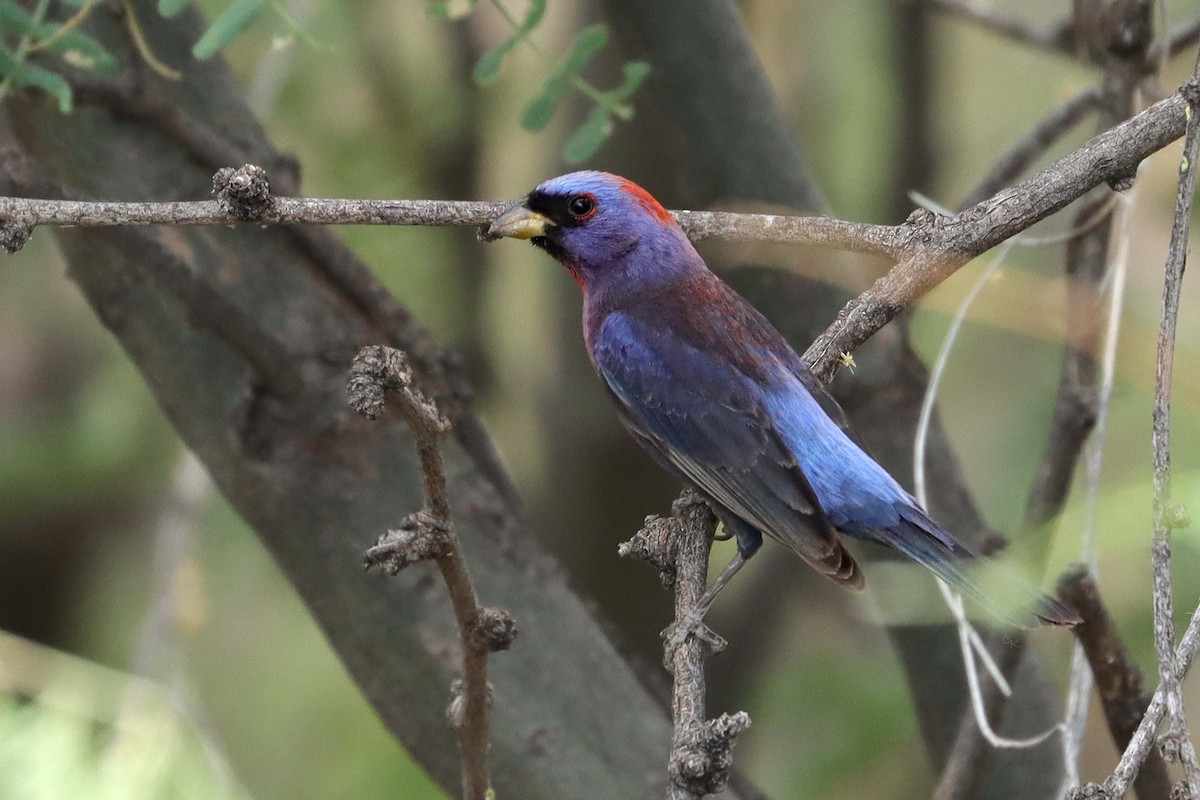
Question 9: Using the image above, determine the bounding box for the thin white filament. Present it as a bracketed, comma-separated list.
[1057, 171, 1137, 799]
[913, 237, 1066, 748]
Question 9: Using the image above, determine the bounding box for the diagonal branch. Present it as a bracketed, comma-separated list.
[801, 86, 1188, 381]
[926, 0, 1075, 53]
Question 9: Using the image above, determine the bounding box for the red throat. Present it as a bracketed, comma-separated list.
[617, 178, 673, 225]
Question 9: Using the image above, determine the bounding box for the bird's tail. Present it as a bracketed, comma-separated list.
[867, 508, 1080, 629]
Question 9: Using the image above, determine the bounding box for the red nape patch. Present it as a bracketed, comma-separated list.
[617, 178, 674, 225]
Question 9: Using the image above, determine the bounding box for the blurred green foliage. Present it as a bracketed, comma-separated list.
[2, 1, 1200, 799]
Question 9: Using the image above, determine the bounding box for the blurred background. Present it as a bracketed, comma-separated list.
[3, 0, 1200, 797]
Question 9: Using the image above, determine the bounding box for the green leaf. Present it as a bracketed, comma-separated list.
[560, 24, 607, 75]
[192, 0, 265, 60]
[609, 60, 650, 101]
[563, 106, 611, 163]
[519, 25, 609, 132]
[0, 2, 117, 73]
[472, 46, 507, 85]
[0, 43, 72, 112]
[520, 0, 546, 32]
[0, 0, 35, 35]
[15, 59, 71, 111]
[471, 0, 546, 85]
[426, 0, 451, 19]
[158, 0, 191, 18]
[520, 74, 566, 131]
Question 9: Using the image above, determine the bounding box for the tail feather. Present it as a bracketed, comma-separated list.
[866, 512, 1079, 629]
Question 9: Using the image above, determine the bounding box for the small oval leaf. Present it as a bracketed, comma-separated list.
[560, 24, 607, 74]
[192, 0, 265, 60]
[0, 1, 34, 35]
[472, 46, 506, 85]
[521, 0, 546, 32]
[563, 106, 612, 164]
[18, 61, 72, 112]
[520, 75, 566, 131]
[158, 0, 191, 18]
[611, 60, 650, 100]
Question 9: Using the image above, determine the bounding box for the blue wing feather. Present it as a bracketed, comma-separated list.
[592, 311, 862, 587]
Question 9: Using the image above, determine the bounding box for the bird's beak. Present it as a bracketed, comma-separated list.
[488, 204, 554, 240]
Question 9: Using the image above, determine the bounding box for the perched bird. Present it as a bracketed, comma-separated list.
[489, 171, 1078, 630]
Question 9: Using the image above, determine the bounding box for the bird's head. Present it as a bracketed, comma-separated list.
[488, 171, 696, 290]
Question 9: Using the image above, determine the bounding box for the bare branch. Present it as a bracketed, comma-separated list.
[621, 492, 750, 799]
[348, 345, 515, 800]
[1084, 601, 1200, 799]
[959, 86, 1104, 210]
[1057, 565, 1173, 800]
[926, 0, 1074, 53]
[803, 87, 1189, 382]
[1156, 15, 1200, 61]
[0, 85, 1192, 397]
[1149, 58, 1200, 798]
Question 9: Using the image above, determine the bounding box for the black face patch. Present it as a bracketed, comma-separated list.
[526, 190, 595, 229]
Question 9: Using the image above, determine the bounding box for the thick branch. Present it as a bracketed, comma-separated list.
[620, 493, 750, 799]
[2, 86, 1193, 392]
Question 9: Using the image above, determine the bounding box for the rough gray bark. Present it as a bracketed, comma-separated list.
[2, 3, 762, 798]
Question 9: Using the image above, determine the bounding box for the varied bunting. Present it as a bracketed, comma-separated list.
[488, 171, 1078, 630]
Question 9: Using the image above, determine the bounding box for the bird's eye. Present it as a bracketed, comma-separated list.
[567, 194, 596, 219]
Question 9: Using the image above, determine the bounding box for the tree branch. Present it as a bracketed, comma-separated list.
[801, 86, 1188, 382]
[1071, 600, 1200, 799]
[348, 345, 515, 800]
[1148, 55, 1200, 800]
[935, 7, 1157, 797]
[2, 84, 1193, 391]
[958, 86, 1103, 210]
[926, 0, 1075, 54]
[1057, 565, 1172, 800]
[619, 492, 750, 798]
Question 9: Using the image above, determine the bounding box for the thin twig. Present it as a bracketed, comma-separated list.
[1057, 566, 1173, 800]
[348, 345, 516, 800]
[1094, 601, 1200, 799]
[1149, 54, 1200, 798]
[959, 86, 1103, 209]
[1059, 186, 1136, 799]
[1157, 15, 1200, 61]
[0, 193, 898, 257]
[926, 0, 1074, 53]
[934, 7, 1157, 794]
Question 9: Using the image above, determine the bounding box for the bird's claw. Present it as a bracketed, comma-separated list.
[662, 611, 727, 670]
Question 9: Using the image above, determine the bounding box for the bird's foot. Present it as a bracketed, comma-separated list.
[662, 610, 727, 670]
